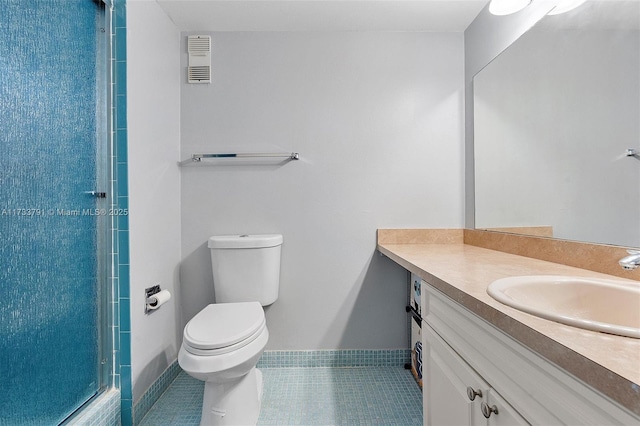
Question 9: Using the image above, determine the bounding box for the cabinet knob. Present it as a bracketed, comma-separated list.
[481, 402, 499, 418]
[466, 386, 483, 401]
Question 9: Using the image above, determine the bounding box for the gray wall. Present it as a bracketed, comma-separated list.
[179, 31, 465, 350]
[127, 1, 182, 402]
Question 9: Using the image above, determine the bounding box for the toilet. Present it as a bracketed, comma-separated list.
[178, 234, 283, 426]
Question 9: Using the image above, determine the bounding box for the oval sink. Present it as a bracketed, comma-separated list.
[487, 275, 640, 338]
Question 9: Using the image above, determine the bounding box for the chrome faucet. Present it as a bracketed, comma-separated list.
[619, 250, 640, 270]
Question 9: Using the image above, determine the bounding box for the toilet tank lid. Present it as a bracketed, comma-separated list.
[208, 234, 283, 249]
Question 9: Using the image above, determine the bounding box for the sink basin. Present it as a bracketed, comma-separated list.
[487, 275, 640, 338]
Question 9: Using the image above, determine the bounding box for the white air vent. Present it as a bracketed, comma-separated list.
[188, 35, 211, 84]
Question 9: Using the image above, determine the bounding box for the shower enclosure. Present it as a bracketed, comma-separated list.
[0, 0, 112, 423]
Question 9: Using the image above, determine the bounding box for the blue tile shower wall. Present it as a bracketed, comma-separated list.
[0, 1, 104, 424]
[111, 1, 132, 425]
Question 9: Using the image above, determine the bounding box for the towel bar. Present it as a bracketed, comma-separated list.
[192, 152, 299, 162]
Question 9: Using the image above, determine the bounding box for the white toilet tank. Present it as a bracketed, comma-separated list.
[208, 234, 283, 306]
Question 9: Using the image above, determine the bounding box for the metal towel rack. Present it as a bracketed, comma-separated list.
[192, 152, 300, 162]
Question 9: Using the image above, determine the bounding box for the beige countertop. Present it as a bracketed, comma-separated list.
[378, 241, 640, 417]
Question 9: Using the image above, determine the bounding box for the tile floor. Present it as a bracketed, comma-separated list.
[139, 367, 423, 425]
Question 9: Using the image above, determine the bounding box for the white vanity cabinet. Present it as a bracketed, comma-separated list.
[424, 323, 528, 425]
[420, 280, 640, 426]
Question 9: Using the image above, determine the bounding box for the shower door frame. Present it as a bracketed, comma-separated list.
[62, 0, 117, 425]
[95, 0, 114, 395]
[63, 0, 115, 421]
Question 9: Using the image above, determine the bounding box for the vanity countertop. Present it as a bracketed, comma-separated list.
[378, 241, 640, 417]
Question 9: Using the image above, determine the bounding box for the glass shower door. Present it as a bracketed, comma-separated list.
[0, 0, 108, 423]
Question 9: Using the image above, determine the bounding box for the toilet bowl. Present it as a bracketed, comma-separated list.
[178, 302, 269, 425]
[179, 234, 282, 426]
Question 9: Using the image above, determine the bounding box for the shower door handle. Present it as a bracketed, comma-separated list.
[84, 191, 107, 198]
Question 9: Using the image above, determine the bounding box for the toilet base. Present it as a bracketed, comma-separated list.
[200, 368, 264, 426]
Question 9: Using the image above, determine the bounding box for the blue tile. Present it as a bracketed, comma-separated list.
[120, 331, 131, 365]
[121, 366, 133, 400]
[115, 29, 127, 62]
[116, 129, 128, 163]
[119, 297, 130, 332]
[257, 349, 411, 368]
[115, 94, 127, 129]
[114, 2, 126, 29]
[118, 264, 130, 297]
[115, 60, 127, 95]
[121, 401, 133, 426]
[117, 195, 129, 210]
[111, 4, 129, 421]
[113, 326, 120, 351]
[117, 162, 128, 196]
[118, 212, 129, 231]
[117, 230, 130, 264]
[138, 366, 422, 425]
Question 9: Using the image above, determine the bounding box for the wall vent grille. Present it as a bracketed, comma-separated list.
[187, 35, 211, 84]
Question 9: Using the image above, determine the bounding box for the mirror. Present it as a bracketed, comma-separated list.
[474, 0, 640, 248]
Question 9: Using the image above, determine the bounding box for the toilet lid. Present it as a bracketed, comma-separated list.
[184, 302, 265, 350]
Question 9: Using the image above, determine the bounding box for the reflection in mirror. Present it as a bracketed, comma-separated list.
[474, 0, 640, 248]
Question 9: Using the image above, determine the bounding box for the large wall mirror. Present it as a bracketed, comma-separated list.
[474, 0, 640, 248]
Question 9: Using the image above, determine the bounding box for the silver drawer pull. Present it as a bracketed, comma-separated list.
[466, 386, 482, 401]
[481, 402, 499, 418]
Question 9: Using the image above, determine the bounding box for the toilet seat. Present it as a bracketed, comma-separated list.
[183, 302, 266, 356]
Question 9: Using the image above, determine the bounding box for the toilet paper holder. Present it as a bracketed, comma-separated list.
[145, 284, 171, 314]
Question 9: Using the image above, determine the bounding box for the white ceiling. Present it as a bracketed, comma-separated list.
[154, 0, 490, 32]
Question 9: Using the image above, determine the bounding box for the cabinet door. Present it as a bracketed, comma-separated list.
[486, 389, 530, 426]
[423, 324, 487, 426]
